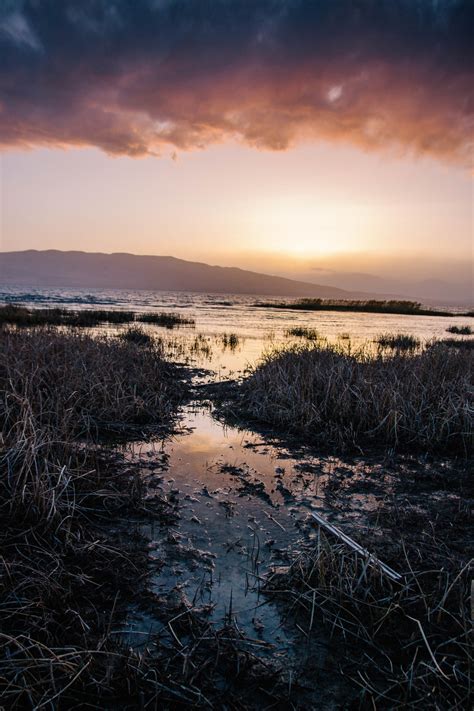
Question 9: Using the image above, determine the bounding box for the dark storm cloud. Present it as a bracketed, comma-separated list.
[0, 1, 472, 164]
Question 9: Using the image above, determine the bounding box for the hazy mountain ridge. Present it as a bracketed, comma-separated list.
[0, 250, 382, 299]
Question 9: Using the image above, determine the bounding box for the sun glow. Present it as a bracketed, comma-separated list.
[246, 195, 375, 259]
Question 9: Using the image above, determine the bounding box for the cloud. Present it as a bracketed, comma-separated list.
[0, 1, 472, 165]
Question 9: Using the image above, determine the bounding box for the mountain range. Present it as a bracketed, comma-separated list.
[0, 250, 381, 299]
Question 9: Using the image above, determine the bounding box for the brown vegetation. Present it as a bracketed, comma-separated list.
[376, 332, 420, 350]
[230, 342, 472, 453]
[254, 298, 467, 317]
[0, 304, 195, 329]
[286, 326, 320, 340]
[447, 324, 473, 335]
[0, 327, 188, 707]
[266, 512, 471, 709]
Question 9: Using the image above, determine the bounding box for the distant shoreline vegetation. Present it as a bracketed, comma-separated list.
[0, 304, 195, 329]
[253, 298, 474, 317]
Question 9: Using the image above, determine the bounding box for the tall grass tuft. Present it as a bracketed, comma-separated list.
[254, 299, 466, 317]
[447, 324, 473, 335]
[1, 327, 184, 440]
[221, 332, 240, 349]
[376, 332, 420, 350]
[136, 311, 195, 328]
[286, 326, 319, 340]
[266, 527, 471, 708]
[233, 341, 472, 452]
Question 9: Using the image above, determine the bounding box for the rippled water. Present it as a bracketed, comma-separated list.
[1, 285, 472, 373]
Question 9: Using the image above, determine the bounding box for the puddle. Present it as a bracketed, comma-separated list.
[127, 406, 313, 655]
[122, 398, 395, 675]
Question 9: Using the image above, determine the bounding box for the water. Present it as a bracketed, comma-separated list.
[1, 285, 472, 373]
[120, 391, 425, 705]
[123, 400, 388, 696]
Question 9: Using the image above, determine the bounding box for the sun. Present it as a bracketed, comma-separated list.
[247, 195, 369, 260]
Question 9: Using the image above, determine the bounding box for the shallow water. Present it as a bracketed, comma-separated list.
[127, 405, 314, 653]
[122, 396, 396, 675]
[2, 285, 472, 373]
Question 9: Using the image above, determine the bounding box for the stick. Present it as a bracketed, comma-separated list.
[310, 512, 402, 583]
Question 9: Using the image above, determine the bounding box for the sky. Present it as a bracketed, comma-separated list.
[0, 1, 473, 301]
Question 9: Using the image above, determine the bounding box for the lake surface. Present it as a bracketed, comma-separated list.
[1, 285, 472, 374]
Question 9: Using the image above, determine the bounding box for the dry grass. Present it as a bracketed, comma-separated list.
[255, 299, 462, 316]
[0, 326, 190, 708]
[434, 338, 474, 351]
[0, 326, 296, 708]
[266, 524, 472, 709]
[119, 325, 154, 345]
[0, 304, 195, 329]
[286, 326, 320, 340]
[376, 332, 420, 350]
[1, 326, 184, 440]
[447, 325, 473, 335]
[232, 341, 472, 453]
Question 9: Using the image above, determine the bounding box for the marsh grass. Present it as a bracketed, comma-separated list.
[190, 333, 213, 358]
[120, 325, 154, 345]
[286, 326, 320, 340]
[447, 324, 473, 335]
[254, 298, 463, 316]
[0, 326, 190, 707]
[1, 327, 185, 439]
[231, 341, 472, 452]
[434, 338, 474, 351]
[0, 304, 195, 329]
[0, 304, 136, 326]
[0, 326, 292, 708]
[136, 311, 195, 328]
[266, 526, 471, 708]
[376, 332, 420, 350]
[221, 332, 240, 349]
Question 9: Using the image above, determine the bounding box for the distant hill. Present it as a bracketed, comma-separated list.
[0, 250, 376, 299]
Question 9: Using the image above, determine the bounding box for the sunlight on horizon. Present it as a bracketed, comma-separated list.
[2, 141, 471, 275]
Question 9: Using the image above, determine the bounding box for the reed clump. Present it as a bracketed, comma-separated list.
[0, 304, 195, 329]
[72, 308, 135, 325]
[120, 325, 154, 345]
[221, 332, 240, 349]
[254, 298, 461, 317]
[0, 304, 136, 326]
[136, 311, 195, 328]
[447, 324, 473, 335]
[1, 327, 184, 439]
[286, 326, 319, 340]
[376, 332, 420, 350]
[232, 341, 472, 452]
